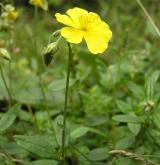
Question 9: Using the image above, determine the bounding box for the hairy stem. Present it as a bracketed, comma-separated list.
[61, 42, 72, 164]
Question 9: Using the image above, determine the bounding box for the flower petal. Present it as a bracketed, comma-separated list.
[84, 21, 112, 54]
[61, 27, 84, 44]
[88, 12, 101, 22]
[66, 7, 88, 26]
[55, 13, 75, 27]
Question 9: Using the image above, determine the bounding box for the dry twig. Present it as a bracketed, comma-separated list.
[109, 150, 160, 165]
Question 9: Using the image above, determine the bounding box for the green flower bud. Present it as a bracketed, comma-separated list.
[52, 30, 60, 38]
[0, 48, 11, 61]
[5, 4, 15, 12]
[43, 42, 58, 66]
[140, 100, 155, 113]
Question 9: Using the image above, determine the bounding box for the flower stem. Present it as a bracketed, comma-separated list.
[34, 7, 38, 24]
[61, 42, 72, 163]
[0, 65, 12, 107]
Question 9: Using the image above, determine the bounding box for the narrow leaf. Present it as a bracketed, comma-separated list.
[48, 79, 76, 92]
[71, 127, 89, 141]
[0, 104, 20, 132]
[14, 135, 57, 158]
[128, 123, 141, 135]
[112, 114, 141, 123]
[28, 160, 58, 165]
[87, 148, 108, 161]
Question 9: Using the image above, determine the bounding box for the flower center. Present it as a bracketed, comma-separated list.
[81, 27, 87, 31]
[79, 15, 88, 31]
[34, 0, 43, 6]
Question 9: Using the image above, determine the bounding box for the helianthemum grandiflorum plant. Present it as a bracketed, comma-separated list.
[44, 7, 112, 164]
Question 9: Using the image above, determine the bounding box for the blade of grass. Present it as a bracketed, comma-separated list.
[136, 0, 160, 38]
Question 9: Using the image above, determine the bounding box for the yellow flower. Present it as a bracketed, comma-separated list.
[1, 4, 19, 23]
[29, 0, 48, 10]
[29, 0, 43, 7]
[8, 11, 19, 21]
[55, 7, 112, 54]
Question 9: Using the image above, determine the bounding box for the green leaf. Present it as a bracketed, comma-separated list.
[14, 134, 57, 158]
[112, 114, 141, 123]
[153, 112, 160, 129]
[116, 135, 135, 149]
[128, 82, 144, 99]
[88, 128, 107, 138]
[86, 115, 107, 126]
[12, 74, 42, 104]
[54, 115, 69, 147]
[71, 127, 89, 141]
[128, 123, 141, 135]
[28, 160, 58, 165]
[87, 148, 108, 161]
[48, 79, 76, 92]
[146, 71, 159, 100]
[1, 142, 28, 156]
[0, 104, 20, 132]
[116, 100, 131, 113]
[54, 115, 63, 146]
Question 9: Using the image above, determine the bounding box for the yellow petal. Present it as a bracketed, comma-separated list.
[55, 13, 75, 27]
[88, 12, 109, 29]
[84, 21, 112, 54]
[29, 0, 43, 7]
[9, 11, 19, 21]
[88, 12, 101, 22]
[66, 7, 88, 27]
[61, 27, 84, 44]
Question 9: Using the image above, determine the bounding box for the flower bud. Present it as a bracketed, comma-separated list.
[140, 100, 155, 113]
[0, 48, 11, 61]
[1, 4, 19, 24]
[5, 4, 15, 12]
[52, 30, 60, 38]
[43, 42, 58, 66]
[9, 11, 19, 21]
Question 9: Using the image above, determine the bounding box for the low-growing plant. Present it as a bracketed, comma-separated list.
[0, 0, 160, 165]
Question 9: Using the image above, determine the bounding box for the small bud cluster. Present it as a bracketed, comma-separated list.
[140, 100, 155, 113]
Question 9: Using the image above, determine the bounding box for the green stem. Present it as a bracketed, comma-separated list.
[0, 65, 12, 107]
[34, 7, 38, 25]
[27, 104, 40, 133]
[61, 42, 72, 163]
[0, 3, 5, 10]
